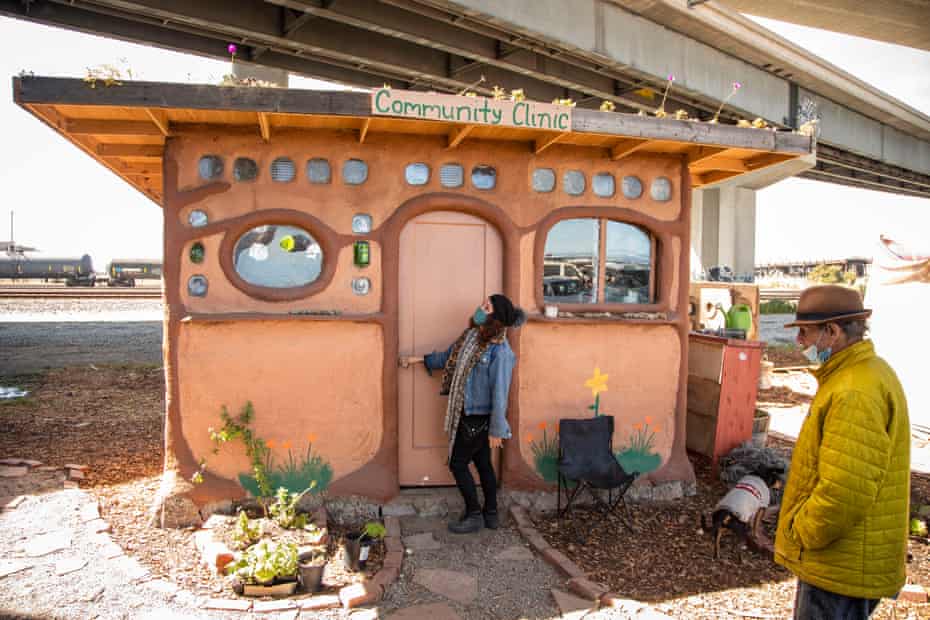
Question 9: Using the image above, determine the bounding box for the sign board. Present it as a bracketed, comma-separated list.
[371, 88, 571, 131]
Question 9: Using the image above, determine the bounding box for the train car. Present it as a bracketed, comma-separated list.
[107, 258, 162, 287]
[0, 253, 95, 285]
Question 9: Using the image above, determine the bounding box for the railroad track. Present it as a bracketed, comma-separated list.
[0, 286, 162, 299]
[759, 289, 801, 302]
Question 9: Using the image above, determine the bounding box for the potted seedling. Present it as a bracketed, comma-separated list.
[226, 539, 299, 597]
[269, 486, 311, 530]
[231, 510, 262, 550]
[343, 521, 386, 572]
[297, 545, 327, 593]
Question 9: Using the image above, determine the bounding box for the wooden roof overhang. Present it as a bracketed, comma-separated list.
[13, 76, 814, 206]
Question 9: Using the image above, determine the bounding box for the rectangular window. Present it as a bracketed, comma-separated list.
[604, 220, 653, 304]
[543, 218, 599, 304]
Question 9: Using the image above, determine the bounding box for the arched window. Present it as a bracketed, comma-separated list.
[543, 218, 654, 305]
[232, 224, 323, 288]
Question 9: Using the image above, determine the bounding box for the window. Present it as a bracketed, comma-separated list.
[440, 164, 464, 188]
[307, 158, 331, 184]
[543, 218, 654, 305]
[563, 170, 586, 196]
[405, 163, 430, 186]
[532, 168, 556, 193]
[233, 224, 323, 288]
[198, 155, 223, 180]
[471, 165, 496, 190]
[234, 158, 259, 182]
[593, 173, 615, 198]
[270, 157, 296, 183]
[343, 159, 368, 185]
[543, 219, 598, 304]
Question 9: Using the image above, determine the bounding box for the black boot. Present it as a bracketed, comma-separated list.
[448, 511, 483, 534]
[483, 510, 499, 530]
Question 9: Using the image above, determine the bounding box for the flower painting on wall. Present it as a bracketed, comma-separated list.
[239, 434, 334, 497]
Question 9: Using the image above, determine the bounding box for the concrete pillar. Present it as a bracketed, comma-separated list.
[232, 62, 289, 87]
[691, 186, 756, 280]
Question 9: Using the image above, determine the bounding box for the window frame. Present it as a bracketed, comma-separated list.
[218, 210, 337, 302]
[538, 215, 661, 312]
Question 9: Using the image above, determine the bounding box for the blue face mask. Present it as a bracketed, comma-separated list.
[802, 329, 832, 364]
[473, 307, 487, 326]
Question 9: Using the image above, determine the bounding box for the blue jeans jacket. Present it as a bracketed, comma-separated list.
[424, 339, 515, 439]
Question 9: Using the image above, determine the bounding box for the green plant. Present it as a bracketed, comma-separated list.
[911, 517, 928, 538]
[807, 264, 843, 284]
[241, 439, 332, 498]
[232, 510, 261, 550]
[268, 486, 312, 529]
[759, 299, 797, 315]
[226, 539, 298, 585]
[362, 522, 386, 540]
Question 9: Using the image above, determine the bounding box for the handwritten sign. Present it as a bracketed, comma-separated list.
[371, 88, 571, 131]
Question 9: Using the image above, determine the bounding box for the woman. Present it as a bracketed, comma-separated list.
[400, 294, 525, 533]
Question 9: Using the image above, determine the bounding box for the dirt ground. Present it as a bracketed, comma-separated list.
[2, 362, 928, 618]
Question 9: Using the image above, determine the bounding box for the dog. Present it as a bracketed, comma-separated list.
[702, 465, 785, 559]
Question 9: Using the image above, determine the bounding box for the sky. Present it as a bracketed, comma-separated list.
[0, 14, 928, 269]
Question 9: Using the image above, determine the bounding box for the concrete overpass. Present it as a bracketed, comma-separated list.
[3, 0, 930, 278]
[716, 0, 930, 53]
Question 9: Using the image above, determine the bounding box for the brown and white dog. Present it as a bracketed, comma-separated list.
[702, 466, 784, 559]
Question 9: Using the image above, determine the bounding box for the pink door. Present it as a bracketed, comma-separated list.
[398, 211, 503, 486]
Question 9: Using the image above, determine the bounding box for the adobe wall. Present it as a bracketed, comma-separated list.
[158, 126, 694, 515]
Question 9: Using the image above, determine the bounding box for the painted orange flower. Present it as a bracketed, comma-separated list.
[265, 439, 277, 449]
[653, 425, 662, 433]
[525, 433, 535, 444]
[281, 441, 293, 450]
[645, 416, 653, 425]
[307, 433, 317, 444]
[633, 423, 643, 431]
[538, 421, 548, 431]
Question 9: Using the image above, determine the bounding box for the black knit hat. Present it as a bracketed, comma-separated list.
[490, 294, 526, 328]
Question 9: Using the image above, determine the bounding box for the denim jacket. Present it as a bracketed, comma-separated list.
[423, 338, 515, 439]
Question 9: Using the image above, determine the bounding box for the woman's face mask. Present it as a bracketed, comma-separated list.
[473, 306, 488, 326]
[802, 327, 832, 364]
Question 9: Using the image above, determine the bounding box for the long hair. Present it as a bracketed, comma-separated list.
[469, 316, 506, 343]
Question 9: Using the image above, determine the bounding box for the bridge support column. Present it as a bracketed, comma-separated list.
[691, 186, 756, 280]
[232, 62, 289, 87]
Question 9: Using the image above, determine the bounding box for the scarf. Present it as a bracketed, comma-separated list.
[440, 327, 505, 460]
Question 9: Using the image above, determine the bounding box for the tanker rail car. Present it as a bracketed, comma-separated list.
[106, 259, 162, 287]
[0, 254, 95, 286]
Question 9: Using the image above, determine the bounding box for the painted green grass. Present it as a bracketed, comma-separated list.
[239, 441, 333, 498]
[616, 423, 662, 474]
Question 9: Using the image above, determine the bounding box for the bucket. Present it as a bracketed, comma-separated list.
[298, 560, 324, 593]
[752, 409, 771, 448]
[758, 360, 774, 390]
[342, 533, 372, 572]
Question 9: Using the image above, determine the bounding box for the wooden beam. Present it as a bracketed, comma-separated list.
[693, 170, 743, 186]
[66, 119, 164, 136]
[690, 157, 749, 173]
[258, 112, 271, 142]
[115, 162, 162, 175]
[609, 138, 650, 161]
[144, 108, 171, 136]
[534, 132, 567, 155]
[358, 118, 371, 144]
[684, 146, 729, 167]
[446, 124, 475, 150]
[96, 144, 163, 158]
[746, 153, 794, 170]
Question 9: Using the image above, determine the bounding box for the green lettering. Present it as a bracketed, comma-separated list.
[404, 101, 422, 117]
[490, 107, 502, 124]
[456, 105, 472, 123]
[512, 102, 526, 126]
[441, 104, 456, 120]
[391, 99, 404, 114]
[374, 89, 391, 113]
[537, 112, 551, 129]
[557, 112, 570, 130]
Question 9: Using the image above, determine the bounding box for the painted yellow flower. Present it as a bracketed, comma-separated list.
[584, 367, 609, 398]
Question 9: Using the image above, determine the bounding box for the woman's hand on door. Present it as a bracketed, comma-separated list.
[489, 436, 503, 449]
[398, 356, 423, 368]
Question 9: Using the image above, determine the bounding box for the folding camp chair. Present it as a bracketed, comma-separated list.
[557, 416, 638, 537]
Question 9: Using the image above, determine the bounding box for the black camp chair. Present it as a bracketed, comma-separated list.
[557, 416, 638, 536]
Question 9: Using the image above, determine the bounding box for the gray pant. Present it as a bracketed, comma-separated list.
[793, 581, 879, 620]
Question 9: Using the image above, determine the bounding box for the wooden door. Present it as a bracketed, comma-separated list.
[398, 211, 503, 486]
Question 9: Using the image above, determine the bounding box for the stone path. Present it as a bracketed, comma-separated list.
[0, 466, 670, 618]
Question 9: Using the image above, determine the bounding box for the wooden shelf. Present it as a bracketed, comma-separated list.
[527, 313, 678, 326]
[180, 312, 383, 323]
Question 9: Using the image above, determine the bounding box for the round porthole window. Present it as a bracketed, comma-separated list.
[233, 224, 323, 288]
[621, 176, 643, 199]
[307, 158, 331, 184]
[188, 275, 208, 297]
[651, 177, 672, 202]
[593, 173, 615, 198]
[471, 165, 496, 190]
[405, 163, 430, 186]
[198, 156, 223, 181]
[188, 209, 208, 228]
[234, 158, 259, 182]
[352, 214, 373, 234]
[532, 168, 556, 193]
[563, 170, 586, 196]
[189, 242, 205, 264]
[270, 157, 296, 183]
[343, 159, 368, 185]
[352, 277, 371, 296]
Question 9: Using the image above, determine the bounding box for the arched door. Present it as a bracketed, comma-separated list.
[398, 211, 504, 486]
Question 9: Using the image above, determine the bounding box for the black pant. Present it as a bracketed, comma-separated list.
[793, 580, 879, 620]
[449, 414, 497, 515]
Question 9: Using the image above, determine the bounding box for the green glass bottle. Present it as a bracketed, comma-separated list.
[354, 241, 370, 267]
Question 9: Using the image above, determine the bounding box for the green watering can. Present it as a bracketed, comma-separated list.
[726, 303, 753, 333]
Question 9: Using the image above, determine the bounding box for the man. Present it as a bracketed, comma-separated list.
[776, 285, 910, 619]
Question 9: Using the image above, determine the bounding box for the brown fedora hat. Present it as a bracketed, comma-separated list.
[784, 284, 872, 328]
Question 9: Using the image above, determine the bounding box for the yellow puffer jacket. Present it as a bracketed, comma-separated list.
[774, 339, 910, 599]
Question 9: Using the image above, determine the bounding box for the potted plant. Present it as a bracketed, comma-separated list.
[297, 545, 327, 593]
[343, 521, 386, 572]
[226, 539, 299, 597]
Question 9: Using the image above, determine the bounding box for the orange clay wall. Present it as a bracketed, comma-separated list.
[165, 127, 691, 502]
